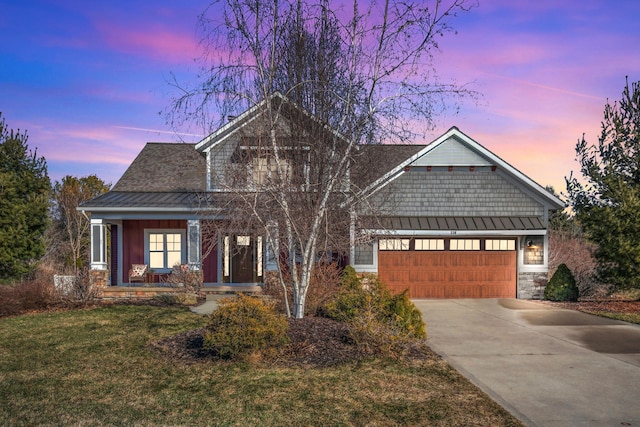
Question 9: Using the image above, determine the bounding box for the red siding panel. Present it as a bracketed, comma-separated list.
[121, 220, 187, 283]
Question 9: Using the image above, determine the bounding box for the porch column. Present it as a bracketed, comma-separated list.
[265, 220, 278, 271]
[349, 208, 356, 266]
[187, 219, 202, 270]
[90, 219, 108, 270]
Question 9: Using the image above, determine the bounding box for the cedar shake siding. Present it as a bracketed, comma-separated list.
[370, 168, 544, 218]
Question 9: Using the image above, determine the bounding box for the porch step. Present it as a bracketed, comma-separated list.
[100, 286, 183, 299]
[201, 285, 263, 297]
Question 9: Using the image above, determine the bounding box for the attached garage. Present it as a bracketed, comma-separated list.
[351, 127, 565, 299]
[377, 238, 517, 298]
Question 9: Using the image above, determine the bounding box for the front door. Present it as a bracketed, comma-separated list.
[232, 235, 255, 283]
[223, 234, 263, 283]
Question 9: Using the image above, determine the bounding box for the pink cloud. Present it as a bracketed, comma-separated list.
[96, 23, 201, 63]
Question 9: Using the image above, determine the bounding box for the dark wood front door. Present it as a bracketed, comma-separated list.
[231, 235, 255, 283]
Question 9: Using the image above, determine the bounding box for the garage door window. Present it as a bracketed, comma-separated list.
[379, 239, 410, 251]
[415, 239, 445, 250]
[486, 239, 515, 251]
[450, 239, 480, 251]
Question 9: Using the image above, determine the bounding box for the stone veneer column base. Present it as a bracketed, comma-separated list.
[90, 270, 109, 298]
[518, 271, 548, 299]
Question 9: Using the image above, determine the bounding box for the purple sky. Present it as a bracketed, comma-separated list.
[1, 0, 639, 196]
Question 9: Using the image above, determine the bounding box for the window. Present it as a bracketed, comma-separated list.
[379, 239, 410, 251]
[236, 235, 251, 246]
[354, 242, 374, 264]
[450, 239, 480, 251]
[486, 239, 516, 251]
[147, 231, 185, 270]
[252, 157, 291, 185]
[415, 239, 445, 251]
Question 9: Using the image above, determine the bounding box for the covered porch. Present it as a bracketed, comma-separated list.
[89, 217, 274, 289]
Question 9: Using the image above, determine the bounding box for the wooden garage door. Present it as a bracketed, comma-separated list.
[378, 250, 516, 299]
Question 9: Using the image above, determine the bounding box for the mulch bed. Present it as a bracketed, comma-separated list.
[150, 316, 436, 367]
[152, 299, 640, 367]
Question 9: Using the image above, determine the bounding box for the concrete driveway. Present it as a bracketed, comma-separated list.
[412, 299, 640, 427]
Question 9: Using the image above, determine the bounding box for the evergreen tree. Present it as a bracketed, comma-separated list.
[544, 263, 579, 302]
[566, 78, 640, 290]
[0, 113, 51, 281]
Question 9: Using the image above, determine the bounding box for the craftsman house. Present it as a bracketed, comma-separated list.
[81, 97, 564, 299]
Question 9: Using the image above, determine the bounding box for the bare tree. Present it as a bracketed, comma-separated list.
[52, 175, 110, 275]
[169, 0, 476, 318]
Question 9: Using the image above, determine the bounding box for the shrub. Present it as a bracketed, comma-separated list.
[162, 264, 203, 294]
[544, 263, 579, 302]
[386, 290, 426, 338]
[323, 266, 426, 341]
[263, 262, 342, 316]
[203, 294, 289, 359]
[549, 230, 603, 297]
[0, 279, 57, 317]
[348, 305, 420, 359]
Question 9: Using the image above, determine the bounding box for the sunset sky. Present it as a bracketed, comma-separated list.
[1, 0, 639, 198]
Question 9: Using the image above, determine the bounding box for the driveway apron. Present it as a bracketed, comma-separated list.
[413, 299, 640, 427]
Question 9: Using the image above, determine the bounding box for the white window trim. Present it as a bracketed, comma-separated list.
[352, 240, 379, 273]
[144, 229, 187, 272]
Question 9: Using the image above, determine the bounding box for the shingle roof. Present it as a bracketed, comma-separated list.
[111, 143, 206, 192]
[351, 144, 426, 190]
[83, 140, 423, 210]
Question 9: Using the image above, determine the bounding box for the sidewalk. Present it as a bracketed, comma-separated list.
[190, 294, 233, 315]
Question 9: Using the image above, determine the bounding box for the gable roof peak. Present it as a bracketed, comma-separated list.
[360, 126, 565, 210]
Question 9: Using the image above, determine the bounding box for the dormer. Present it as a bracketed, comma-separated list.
[196, 93, 349, 193]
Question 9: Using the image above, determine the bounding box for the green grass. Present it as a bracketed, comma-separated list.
[0, 305, 523, 426]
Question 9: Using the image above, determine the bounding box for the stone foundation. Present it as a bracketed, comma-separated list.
[90, 270, 109, 297]
[518, 272, 548, 299]
[101, 286, 191, 300]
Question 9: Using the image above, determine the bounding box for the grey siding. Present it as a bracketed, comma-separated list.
[207, 135, 240, 190]
[371, 169, 544, 217]
[413, 138, 491, 166]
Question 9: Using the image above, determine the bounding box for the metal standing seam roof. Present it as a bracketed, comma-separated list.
[362, 216, 545, 231]
[80, 191, 224, 210]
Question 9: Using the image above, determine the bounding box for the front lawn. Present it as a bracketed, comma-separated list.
[0, 305, 522, 426]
